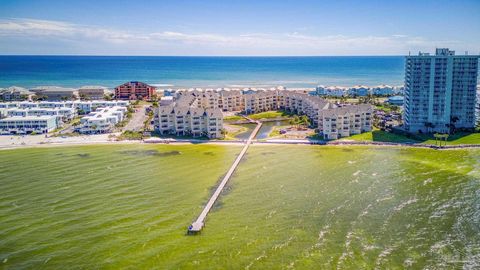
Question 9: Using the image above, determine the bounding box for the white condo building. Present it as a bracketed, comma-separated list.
[77, 106, 127, 134]
[155, 94, 223, 139]
[404, 48, 479, 133]
[0, 115, 57, 134]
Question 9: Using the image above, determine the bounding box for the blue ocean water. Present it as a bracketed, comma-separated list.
[0, 56, 405, 88]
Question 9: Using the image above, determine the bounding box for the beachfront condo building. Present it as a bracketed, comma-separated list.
[404, 48, 479, 133]
[371, 85, 395, 96]
[114, 81, 156, 100]
[6, 107, 75, 123]
[318, 104, 373, 140]
[0, 86, 31, 101]
[0, 115, 57, 135]
[177, 89, 245, 112]
[78, 86, 110, 100]
[0, 101, 129, 114]
[155, 94, 223, 139]
[244, 90, 279, 114]
[169, 89, 373, 139]
[74, 100, 129, 114]
[76, 106, 127, 134]
[30, 86, 78, 101]
[219, 90, 245, 111]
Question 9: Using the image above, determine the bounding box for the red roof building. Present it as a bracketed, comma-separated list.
[114, 81, 156, 100]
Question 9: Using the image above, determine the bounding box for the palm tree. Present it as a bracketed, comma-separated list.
[300, 115, 311, 128]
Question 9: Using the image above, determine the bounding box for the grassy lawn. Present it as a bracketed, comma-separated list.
[341, 129, 480, 145]
[223, 115, 244, 122]
[222, 124, 249, 140]
[248, 111, 293, 120]
[267, 125, 290, 138]
[419, 132, 480, 145]
[341, 129, 419, 143]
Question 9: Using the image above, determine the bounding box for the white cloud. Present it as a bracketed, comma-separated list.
[0, 18, 475, 55]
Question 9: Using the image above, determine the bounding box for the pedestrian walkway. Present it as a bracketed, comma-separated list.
[188, 119, 262, 233]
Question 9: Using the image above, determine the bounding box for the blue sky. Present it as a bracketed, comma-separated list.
[0, 0, 479, 55]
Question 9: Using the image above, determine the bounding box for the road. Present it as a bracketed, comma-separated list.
[124, 105, 149, 131]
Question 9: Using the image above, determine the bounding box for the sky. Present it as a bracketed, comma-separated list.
[0, 0, 479, 56]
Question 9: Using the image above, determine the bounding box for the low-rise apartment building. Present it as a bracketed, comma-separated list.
[0, 86, 31, 101]
[0, 100, 129, 114]
[169, 89, 373, 139]
[348, 85, 370, 96]
[77, 106, 127, 134]
[7, 107, 75, 122]
[316, 85, 349, 97]
[244, 90, 279, 114]
[372, 85, 395, 96]
[155, 94, 223, 139]
[30, 86, 77, 101]
[219, 90, 245, 111]
[0, 115, 58, 134]
[74, 100, 129, 114]
[78, 86, 109, 100]
[318, 104, 373, 140]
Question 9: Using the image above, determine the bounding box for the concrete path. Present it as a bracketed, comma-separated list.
[188, 120, 262, 233]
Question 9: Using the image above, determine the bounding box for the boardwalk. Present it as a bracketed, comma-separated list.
[188, 119, 262, 233]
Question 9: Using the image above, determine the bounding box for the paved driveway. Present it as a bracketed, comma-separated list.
[123, 105, 148, 131]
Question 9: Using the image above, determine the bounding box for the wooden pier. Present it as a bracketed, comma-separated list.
[188, 119, 262, 233]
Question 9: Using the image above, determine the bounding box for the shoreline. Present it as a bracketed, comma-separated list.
[1, 134, 479, 151]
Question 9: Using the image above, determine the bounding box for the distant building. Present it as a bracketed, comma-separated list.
[78, 86, 109, 100]
[316, 85, 349, 97]
[0, 86, 31, 101]
[30, 86, 77, 101]
[0, 115, 57, 134]
[348, 85, 370, 96]
[387, 96, 404, 106]
[114, 81, 156, 100]
[404, 48, 479, 133]
[372, 85, 395, 96]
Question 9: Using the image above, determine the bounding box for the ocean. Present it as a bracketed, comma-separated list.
[0, 56, 405, 89]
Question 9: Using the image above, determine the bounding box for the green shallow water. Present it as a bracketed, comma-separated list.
[0, 144, 479, 269]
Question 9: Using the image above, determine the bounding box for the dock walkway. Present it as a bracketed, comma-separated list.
[188, 118, 262, 233]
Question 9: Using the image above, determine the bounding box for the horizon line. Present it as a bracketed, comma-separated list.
[0, 54, 407, 57]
